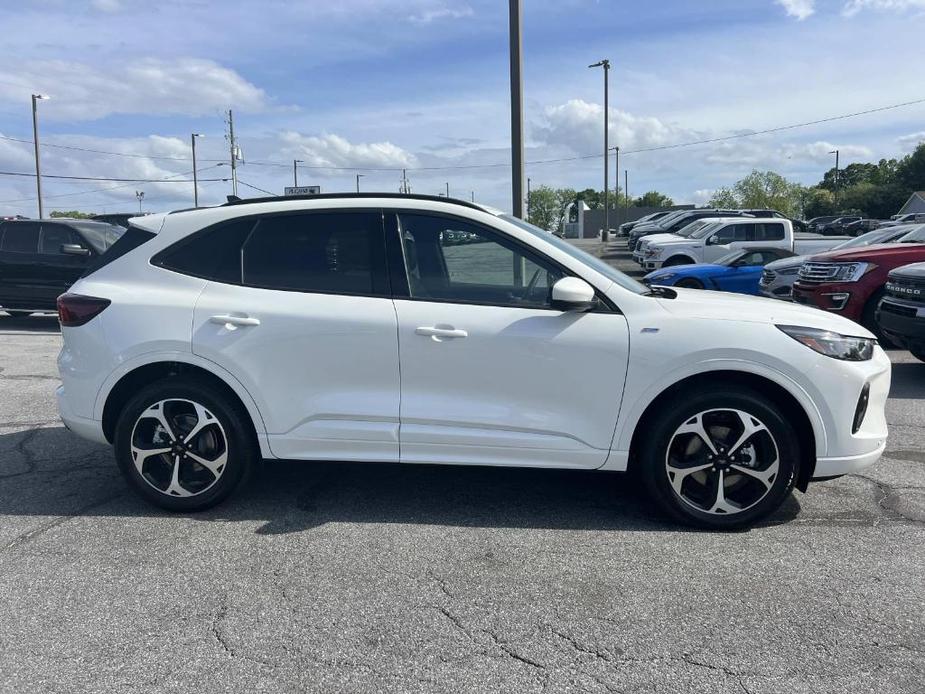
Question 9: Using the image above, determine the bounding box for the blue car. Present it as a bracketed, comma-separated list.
[643, 248, 795, 295]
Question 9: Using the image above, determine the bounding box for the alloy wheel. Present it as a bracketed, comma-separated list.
[665, 408, 780, 516]
[130, 398, 228, 498]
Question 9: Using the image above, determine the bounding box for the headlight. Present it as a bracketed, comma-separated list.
[777, 325, 875, 361]
[645, 248, 663, 258]
[778, 267, 800, 276]
[650, 273, 676, 282]
[830, 262, 873, 282]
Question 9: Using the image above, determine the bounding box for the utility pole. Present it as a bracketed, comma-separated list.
[829, 149, 840, 210]
[191, 133, 203, 208]
[356, 174, 364, 193]
[589, 59, 610, 239]
[445, 182, 450, 198]
[227, 109, 238, 196]
[293, 159, 303, 187]
[625, 169, 629, 211]
[509, 0, 525, 219]
[31, 94, 49, 218]
[526, 177, 531, 218]
[400, 169, 411, 194]
[471, 191, 475, 202]
[613, 146, 619, 221]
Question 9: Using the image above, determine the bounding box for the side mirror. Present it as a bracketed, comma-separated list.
[61, 243, 90, 256]
[551, 276, 596, 311]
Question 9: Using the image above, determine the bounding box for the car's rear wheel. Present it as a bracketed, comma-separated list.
[113, 379, 257, 511]
[638, 387, 800, 530]
[675, 278, 704, 289]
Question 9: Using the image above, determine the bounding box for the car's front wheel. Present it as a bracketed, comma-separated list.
[113, 379, 257, 511]
[638, 387, 800, 530]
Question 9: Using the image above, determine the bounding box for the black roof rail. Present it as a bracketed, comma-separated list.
[219, 192, 487, 212]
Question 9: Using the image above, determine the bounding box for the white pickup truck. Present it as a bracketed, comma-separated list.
[640, 218, 849, 271]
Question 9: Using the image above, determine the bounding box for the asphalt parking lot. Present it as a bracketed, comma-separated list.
[1, 244, 923, 693]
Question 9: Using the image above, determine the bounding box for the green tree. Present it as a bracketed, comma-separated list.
[526, 185, 560, 231]
[707, 187, 739, 209]
[708, 170, 802, 217]
[896, 142, 925, 193]
[50, 210, 94, 219]
[801, 186, 836, 219]
[633, 191, 674, 207]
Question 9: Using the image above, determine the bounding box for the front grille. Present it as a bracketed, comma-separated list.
[885, 278, 925, 305]
[760, 269, 776, 286]
[880, 299, 917, 318]
[798, 262, 840, 284]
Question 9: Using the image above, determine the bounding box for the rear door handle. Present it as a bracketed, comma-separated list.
[210, 314, 261, 328]
[415, 326, 468, 340]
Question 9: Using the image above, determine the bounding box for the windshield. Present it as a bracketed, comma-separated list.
[715, 250, 747, 266]
[500, 215, 648, 294]
[71, 222, 125, 253]
[899, 224, 925, 243]
[649, 210, 687, 228]
[835, 228, 900, 250]
[675, 220, 707, 237]
[690, 221, 724, 239]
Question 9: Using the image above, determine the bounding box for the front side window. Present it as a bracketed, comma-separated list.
[398, 213, 563, 309]
[242, 212, 386, 295]
[39, 224, 80, 255]
[0, 223, 40, 253]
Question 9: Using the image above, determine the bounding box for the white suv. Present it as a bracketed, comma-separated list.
[55, 194, 891, 529]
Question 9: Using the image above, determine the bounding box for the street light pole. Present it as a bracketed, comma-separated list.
[445, 182, 450, 198]
[356, 174, 364, 193]
[625, 169, 629, 211]
[526, 176, 531, 218]
[31, 94, 49, 218]
[829, 149, 840, 210]
[191, 133, 203, 208]
[293, 159, 303, 187]
[509, 0, 525, 219]
[135, 190, 144, 214]
[589, 59, 610, 240]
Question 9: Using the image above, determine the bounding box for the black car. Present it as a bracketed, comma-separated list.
[843, 219, 883, 236]
[876, 262, 925, 362]
[0, 218, 124, 315]
[818, 216, 862, 236]
[91, 213, 139, 229]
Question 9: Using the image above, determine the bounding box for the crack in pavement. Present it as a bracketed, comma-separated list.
[853, 473, 925, 524]
[208, 597, 275, 669]
[2, 490, 125, 554]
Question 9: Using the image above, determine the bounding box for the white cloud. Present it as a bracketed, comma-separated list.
[408, 4, 474, 23]
[897, 132, 925, 152]
[0, 58, 267, 121]
[777, 0, 816, 19]
[279, 132, 418, 170]
[842, 0, 925, 15]
[782, 140, 872, 161]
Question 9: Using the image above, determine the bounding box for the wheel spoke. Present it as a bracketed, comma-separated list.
[666, 462, 712, 496]
[181, 402, 218, 445]
[164, 455, 193, 497]
[708, 470, 740, 515]
[673, 413, 719, 455]
[730, 458, 779, 490]
[140, 401, 179, 442]
[727, 410, 769, 457]
[187, 450, 227, 479]
[130, 445, 172, 475]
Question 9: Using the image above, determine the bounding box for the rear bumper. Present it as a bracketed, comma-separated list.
[56, 385, 108, 445]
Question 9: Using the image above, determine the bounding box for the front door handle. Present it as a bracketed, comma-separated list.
[415, 326, 468, 340]
[210, 314, 261, 328]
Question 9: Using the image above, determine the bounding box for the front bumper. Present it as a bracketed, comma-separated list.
[792, 282, 863, 320]
[56, 385, 108, 445]
[876, 297, 925, 352]
[813, 440, 886, 478]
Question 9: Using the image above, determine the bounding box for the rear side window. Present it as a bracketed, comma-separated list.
[39, 224, 80, 254]
[241, 212, 387, 296]
[82, 225, 156, 278]
[155, 218, 255, 284]
[0, 222, 40, 253]
[752, 223, 785, 241]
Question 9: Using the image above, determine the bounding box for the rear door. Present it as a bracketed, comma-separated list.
[38, 222, 93, 300]
[188, 210, 401, 462]
[0, 222, 45, 309]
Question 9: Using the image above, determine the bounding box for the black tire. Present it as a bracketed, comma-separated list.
[862, 289, 893, 348]
[113, 378, 257, 511]
[910, 346, 925, 363]
[675, 278, 704, 289]
[638, 387, 800, 530]
[662, 256, 692, 267]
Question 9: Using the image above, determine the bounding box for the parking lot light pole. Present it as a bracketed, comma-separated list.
[829, 149, 840, 210]
[293, 159, 303, 187]
[356, 174, 364, 192]
[191, 133, 203, 208]
[509, 0, 525, 219]
[589, 59, 610, 240]
[31, 94, 49, 218]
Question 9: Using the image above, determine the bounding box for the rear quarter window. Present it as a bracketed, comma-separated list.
[81, 225, 157, 278]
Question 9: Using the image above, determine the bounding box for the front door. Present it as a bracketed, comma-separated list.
[391, 212, 630, 469]
[190, 210, 401, 462]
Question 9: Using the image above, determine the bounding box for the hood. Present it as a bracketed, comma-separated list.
[646, 265, 725, 281]
[807, 242, 925, 263]
[656, 288, 876, 338]
[765, 254, 807, 271]
[649, 237, 697, 248]
[639, 233, 681, 246]
[890, 261, 925, 279]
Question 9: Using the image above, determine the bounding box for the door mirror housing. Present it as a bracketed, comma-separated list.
[61, 243, 90, 256]
[551, 277, 596, 311]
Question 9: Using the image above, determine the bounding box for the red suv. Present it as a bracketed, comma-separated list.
[791, 224, 925, 335]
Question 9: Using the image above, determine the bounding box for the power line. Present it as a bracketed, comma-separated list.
[0, 169, 226, 182]
[1, 96, 922, 173]
[237, 179, 278, 196]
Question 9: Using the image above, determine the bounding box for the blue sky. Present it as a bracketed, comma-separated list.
[0, 0, 923, 215]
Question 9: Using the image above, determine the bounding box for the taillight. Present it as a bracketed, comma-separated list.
[56, 293, 111, 327]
